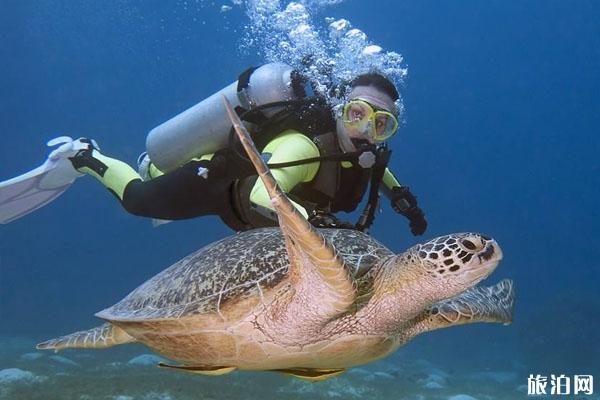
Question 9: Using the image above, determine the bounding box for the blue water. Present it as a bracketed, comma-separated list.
[1, 1, 599, 399]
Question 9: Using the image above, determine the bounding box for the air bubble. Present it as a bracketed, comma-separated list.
[239, 0, 408, 110]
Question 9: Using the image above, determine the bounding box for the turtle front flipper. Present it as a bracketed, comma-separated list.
[223, 98, 356, 318]
[409, 279, 515, 335]
[36, 323, 135, 351]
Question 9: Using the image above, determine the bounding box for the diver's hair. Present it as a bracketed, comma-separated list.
[350, 73, 399, 101]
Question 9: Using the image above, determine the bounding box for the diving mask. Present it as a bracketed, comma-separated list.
[342, 100, 398, 142]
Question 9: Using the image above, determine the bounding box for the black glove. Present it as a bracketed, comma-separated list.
[308, 212, 354, 229]
[390, 186, 428, 236]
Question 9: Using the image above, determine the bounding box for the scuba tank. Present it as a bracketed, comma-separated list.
[145, 63, 306, 173]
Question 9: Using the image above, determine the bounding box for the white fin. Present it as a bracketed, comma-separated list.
[0, 137, 84, 224]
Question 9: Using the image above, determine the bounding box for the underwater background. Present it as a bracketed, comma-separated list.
[1, 1, 599, 399]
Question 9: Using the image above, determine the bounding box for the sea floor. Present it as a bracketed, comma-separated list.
[0, 337, 596, 400]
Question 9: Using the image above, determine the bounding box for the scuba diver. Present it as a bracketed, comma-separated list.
[0, 63, 426, 235]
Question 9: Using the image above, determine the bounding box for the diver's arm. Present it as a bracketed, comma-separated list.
[145, 162, 165, 179]
[380, 167, 402, 199]
[249, 131, 320, 218]
[379, 167, 428, 236]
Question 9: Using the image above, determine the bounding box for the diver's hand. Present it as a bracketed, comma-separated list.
[390, 186, 428, 236]
[48, 137, 99, 161]
[308, 212, 354, 229]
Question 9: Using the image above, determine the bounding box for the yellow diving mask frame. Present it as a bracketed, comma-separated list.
[342, 99, 399, 142]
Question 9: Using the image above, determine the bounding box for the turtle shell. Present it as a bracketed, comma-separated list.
[97, 228, 393, 321]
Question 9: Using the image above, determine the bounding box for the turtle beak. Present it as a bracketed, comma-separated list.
[478, 241, 501, 262]
[467, 240, 502, 286]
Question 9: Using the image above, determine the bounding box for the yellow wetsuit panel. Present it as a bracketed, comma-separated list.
[147, 162, 164, 179]
[80, 150, 141, 200]
[382, 167, 401, 189]
[343, 161, 401, 191]
[147, 154, 213, 179]
[249, 130, 320, 218]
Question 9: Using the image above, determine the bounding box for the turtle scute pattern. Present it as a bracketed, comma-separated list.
[100, 228, 393, 321]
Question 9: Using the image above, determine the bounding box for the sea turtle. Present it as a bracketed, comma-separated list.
[37, 99, 515, 381]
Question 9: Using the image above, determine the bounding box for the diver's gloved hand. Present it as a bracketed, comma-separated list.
[390, 186, 427, 236]
[308, 211, 354, 229]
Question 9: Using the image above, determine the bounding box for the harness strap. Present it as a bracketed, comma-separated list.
[237, 66, 257, 92]
[228, 97, 330, 163]
[355, 145, 392, 232]
[266, 152, 358, 169]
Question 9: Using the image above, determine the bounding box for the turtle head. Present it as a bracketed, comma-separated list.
[372, 233, 503, 326]
[412, 233, 502, 288]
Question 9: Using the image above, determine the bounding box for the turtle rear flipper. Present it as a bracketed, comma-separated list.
[158, 363, 237, 376]
[412, 279, 515, 334]
[37, 323, 135, 351]
[273, 367, 346, 382]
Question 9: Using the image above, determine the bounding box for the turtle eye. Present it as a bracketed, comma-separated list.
[462, 240, 476, 250]
[459, 235, 486, 252]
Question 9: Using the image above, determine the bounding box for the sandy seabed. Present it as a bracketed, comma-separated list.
[0, 337, 596, 400]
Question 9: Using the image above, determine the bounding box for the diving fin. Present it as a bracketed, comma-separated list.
[0, 136, 86, 224]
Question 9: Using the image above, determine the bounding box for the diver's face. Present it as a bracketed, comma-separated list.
[337, 86, 398, 145]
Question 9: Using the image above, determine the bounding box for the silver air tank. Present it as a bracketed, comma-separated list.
[146, 63, 300, 173]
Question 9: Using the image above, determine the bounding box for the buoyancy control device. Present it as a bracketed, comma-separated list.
[145, 63, 307, 173]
